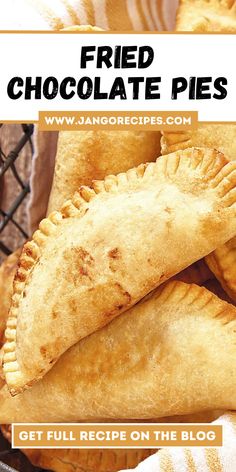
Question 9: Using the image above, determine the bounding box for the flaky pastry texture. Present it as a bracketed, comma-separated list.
[1, 281, 236, 421]
[3, 148, 236, 395]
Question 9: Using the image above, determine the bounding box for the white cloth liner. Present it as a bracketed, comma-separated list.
[120, 413, 236, 472]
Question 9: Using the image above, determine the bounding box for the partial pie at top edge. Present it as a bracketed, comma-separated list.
[176, 0, 236, 32]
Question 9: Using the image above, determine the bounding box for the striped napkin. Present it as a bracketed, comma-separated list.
[120, 413, 236, 472]
[0, 0, 178, 31]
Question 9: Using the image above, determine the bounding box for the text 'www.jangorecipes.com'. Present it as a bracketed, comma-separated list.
[38, 111, 198, 130]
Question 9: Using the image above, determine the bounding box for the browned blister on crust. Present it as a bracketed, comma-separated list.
[1, 281, 236, 422]
[3, 148, 236, 396]
[176, 0, 236, 32]
[206, 239, 236, 302]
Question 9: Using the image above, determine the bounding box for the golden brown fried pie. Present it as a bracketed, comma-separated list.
[3, 148, 236, 395]
[0, 249, 21, 345]
[47, 130, 161, 214]
[176, 0, 236, 32]
[161, 118, 236, 306]
[206, 240, 236, 302]
[163, 130, 236, 301]
[4, 148, 236, 396]
[1, 281, 236, 421]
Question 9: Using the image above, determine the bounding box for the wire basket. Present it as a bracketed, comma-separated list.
[0, 124, 34, 260]
[0, 438, 50, 472]
[0, 125, 51, 471]
[0, 442, 45, 472]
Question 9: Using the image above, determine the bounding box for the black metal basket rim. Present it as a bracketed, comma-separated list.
[0, 461, 17, 472]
